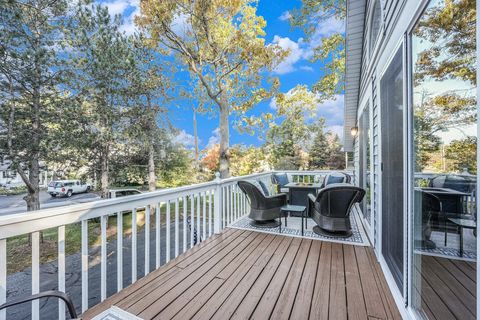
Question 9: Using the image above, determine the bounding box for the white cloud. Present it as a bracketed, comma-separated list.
[207, 128, 221, 148]
[97, 0, 140, 35]
[173, 130, 196, 148]
[305, 17, 345, 57]
[299, 65, 314, 72]
[271, 17, 345, 73]
[278, 11, 291, 21]
[316, 94, 345, 127]
[327, 125, 344, 143]
[272, 36, 308, 74]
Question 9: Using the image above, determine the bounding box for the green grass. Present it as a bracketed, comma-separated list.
[6, 194, 225, 274]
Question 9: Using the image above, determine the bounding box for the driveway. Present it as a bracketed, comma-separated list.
[0, 191, 101, 216]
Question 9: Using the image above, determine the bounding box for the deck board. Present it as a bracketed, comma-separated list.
[416, 255, 476, 320]
[83, 229, 402, 320]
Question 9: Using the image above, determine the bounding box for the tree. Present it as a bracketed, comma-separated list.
[290, 0, 346, 101]
[308, 119, 329, 169]
[136, 0, 286, 178]
[230, 145, 268, 176]
[67, 3, 134, 198]
[265, 85, 319, 169]
[412, 0, 476, 170]
[124, 33, 173, 192]
[0, 0, 71, 210]
[445, 136, 477, 174]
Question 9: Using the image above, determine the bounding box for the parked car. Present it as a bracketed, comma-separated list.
[108, 188, 143, 198]
[47, 180, 91, 198]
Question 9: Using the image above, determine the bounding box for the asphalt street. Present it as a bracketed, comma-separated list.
[0, 191, 100, 216]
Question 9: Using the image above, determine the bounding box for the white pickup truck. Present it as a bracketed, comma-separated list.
[47, 180, 91, 198]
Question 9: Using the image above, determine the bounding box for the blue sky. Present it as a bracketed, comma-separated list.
[99, 0, 345, 150]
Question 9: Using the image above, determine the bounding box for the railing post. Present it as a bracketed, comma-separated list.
[214, 172, 222, 233]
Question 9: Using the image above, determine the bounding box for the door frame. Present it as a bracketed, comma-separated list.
[358, 99, 374, 240]
[376, 36, 408, 303]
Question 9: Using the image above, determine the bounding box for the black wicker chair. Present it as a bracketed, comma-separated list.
[414, 189, 440, 249]
[308, 184, 365, 237]
[238, 180, 287, 228]
[321, 172, 351, 188]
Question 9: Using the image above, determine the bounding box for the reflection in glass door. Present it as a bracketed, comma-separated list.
[410, 0, 476, 319]
[380, 46, 405, 292]
[359, 106, 372, 227]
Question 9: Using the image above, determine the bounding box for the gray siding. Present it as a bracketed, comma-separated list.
[344, 0, 366, 151]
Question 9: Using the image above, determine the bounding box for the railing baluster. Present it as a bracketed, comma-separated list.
[155, 203, 161, 269]
[202, 192, 207, 240]
[175, 199, 179, 258]
[222, 187, 226, 229]
[190, 196, 194, 248]
[196, 194, 201, 242]
[31, 231, 40, 320]
[145, 205, 150, 275]
[100, 215, 107, 301]
[131, 208, 137, 283]
[81, 220, 88, 312]
[228, 185, 235, 224]
[233, 185, 237, 221]
[58, 226, 65, 320]
[183, 196, 187, 253]
[0, 239, 6, 320]
[117, 212, 123, 291]
[208, 190, 213, 237]
[166, 201, 171, 262]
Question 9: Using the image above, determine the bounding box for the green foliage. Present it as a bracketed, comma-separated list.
[136, 0, 288, 177]
[445, 136, 477, 174]
[290, 0, 345, 101]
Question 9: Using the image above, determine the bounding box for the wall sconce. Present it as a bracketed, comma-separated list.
[350, 126, 358, 137]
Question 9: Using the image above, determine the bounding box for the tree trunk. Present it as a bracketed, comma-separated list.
[100, 146, 109, 198]
[24, 159, 40, 211]
[219, 104, 230, 178]
[148, 144, 156, 192]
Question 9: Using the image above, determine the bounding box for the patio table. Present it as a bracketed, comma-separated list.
[447, 218, 476, 257]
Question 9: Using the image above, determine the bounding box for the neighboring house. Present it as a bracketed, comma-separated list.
[0, 159, 49, 188]
[345, 0, 478, 319]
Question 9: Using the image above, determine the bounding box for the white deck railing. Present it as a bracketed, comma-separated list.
[0, 170, 346, 320]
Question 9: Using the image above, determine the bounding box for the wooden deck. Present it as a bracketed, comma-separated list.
[82, 229, 402, 320]
[417, 255, 476, 320]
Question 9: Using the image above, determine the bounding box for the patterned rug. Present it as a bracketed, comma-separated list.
[415, 230, 476, 262]
[229, 212, 369, 246]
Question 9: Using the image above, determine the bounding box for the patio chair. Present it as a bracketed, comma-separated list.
[238, 180, 287, 228]
[271, 173, 290, 194]
[308, 184, 365, 237]
[0, 290, 77, 319]
[414, 189, 439, 249]
[321, 172, 351, 188]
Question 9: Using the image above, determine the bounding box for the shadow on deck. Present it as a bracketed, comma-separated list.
[83, 228, 402, 319]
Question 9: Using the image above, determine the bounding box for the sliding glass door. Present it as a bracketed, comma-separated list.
[359, 106, 372, 228]
[380, 46, 405, 292]
[410, 0, 477, 319]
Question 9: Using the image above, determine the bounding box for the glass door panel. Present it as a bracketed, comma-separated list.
[411, 0, 477, 319]
[359, 107, 372, 226]
[380, 46, 405, 292]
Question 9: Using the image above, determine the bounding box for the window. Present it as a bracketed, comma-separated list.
[380, 46, 404, 292]
[410, 0, 476, 318]
[369, 0, 382, 55]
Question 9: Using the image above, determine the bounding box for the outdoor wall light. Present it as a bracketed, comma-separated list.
[350, 126, 358, 137]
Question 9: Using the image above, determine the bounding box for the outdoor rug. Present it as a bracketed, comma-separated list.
[415, 230, 476, 262]
[229, 211, 369, 246]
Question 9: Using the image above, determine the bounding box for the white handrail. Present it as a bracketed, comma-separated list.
[0, 169, 344, 320]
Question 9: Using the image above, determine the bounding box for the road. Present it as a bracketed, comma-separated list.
[0, 191, 101, 216]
